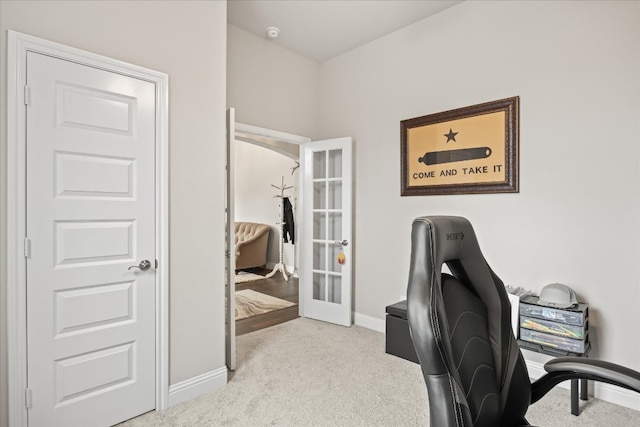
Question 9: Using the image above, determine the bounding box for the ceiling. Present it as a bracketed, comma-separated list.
[227, 0, 463, 63]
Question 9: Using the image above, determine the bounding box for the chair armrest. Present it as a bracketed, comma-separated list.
[530, 356, 640, 404]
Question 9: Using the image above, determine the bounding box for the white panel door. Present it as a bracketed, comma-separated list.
[26, 52, 156, 426]
[302, 138, 353, 326]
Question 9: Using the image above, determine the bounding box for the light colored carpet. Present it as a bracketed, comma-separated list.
[235, 289, 296, 320]
[119, 317, 640, 426]
[235, 272, 266, 284]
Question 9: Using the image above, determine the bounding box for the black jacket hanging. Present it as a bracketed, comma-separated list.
[282, 197, 295, 244]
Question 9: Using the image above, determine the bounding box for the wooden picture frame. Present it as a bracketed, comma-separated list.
[401, 96, 519, 196]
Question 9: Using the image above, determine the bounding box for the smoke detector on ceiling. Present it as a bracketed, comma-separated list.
[265, 26, 280, 39]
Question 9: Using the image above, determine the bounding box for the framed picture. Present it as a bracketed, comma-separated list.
[401, 96, 519, 196]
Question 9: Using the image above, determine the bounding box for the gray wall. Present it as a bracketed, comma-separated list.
[318, 0, 640, 370]
[227, 24, 320, 138]
[227, 0, 640, 378]
[0, 2, 227, 425]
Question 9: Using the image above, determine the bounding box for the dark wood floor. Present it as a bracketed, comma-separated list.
[235, 267, 299, 336]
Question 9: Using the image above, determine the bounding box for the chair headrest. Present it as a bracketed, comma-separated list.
[412, 216, 478, 265]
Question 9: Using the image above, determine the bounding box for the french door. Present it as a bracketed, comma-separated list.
[302, 138, 353, 326]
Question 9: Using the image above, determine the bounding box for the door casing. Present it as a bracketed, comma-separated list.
[225, 109, 236, 371]
[6, 30, 169, 426]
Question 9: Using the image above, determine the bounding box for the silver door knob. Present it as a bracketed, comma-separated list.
[333, 240, 349, 247]
[128, 260, 151, 271]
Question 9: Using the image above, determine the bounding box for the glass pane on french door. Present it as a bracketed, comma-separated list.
[312, 149, 343, 304]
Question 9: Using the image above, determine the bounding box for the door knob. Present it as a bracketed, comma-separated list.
[333, 240, 349, 247]
[128, 259, 151, 271]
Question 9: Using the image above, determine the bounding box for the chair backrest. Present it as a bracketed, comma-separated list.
[407, 216, 532, 427]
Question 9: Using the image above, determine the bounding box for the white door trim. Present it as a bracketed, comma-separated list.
[235, 122, 310, 158]
[6, 30, 169, 426]
[225, 109, 236, 371]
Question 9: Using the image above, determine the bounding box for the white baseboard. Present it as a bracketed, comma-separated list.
[524, 358, 640, 411]
[593, 381, 640, 411]
[354, 311, 640, 412]
[167, 366, 228, 407]
[354, 311, 385, 333]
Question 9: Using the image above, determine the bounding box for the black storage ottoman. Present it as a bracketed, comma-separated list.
[385, 300, 419, 364]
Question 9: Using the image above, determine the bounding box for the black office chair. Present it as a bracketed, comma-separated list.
[406, 216, 640, 427]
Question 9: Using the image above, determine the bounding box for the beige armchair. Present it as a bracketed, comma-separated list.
[234, 222, 271, 271]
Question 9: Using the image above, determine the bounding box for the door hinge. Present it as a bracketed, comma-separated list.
[25, 388, 32, 409]
[24, 237, 31, 259]
[24, 85, 30, 106]
[155, 259, 158, 269]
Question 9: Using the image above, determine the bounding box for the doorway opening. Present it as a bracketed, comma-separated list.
[233, 139, 300, 335]
[231, 123, 310, 336]
[225, 118, 354, 372]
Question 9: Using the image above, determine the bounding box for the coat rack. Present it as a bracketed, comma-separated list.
[266, 176, 293, 281]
